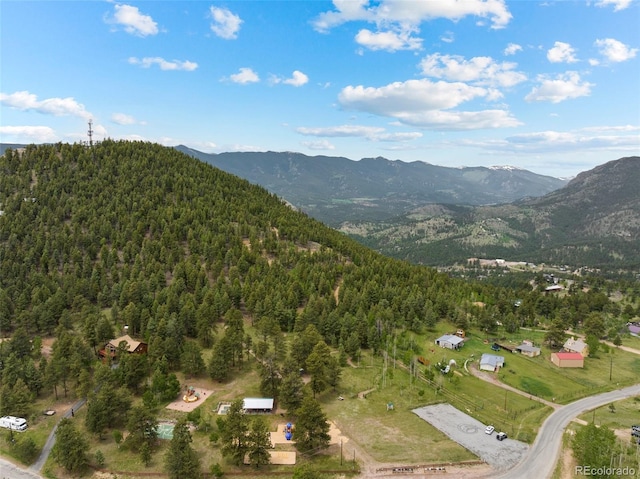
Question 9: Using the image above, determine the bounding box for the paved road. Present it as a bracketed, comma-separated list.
[0, 458, 44, 479]
[495, 383, 640, 479]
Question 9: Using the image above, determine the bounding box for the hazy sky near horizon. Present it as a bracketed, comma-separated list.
[1, 0, 639, 178]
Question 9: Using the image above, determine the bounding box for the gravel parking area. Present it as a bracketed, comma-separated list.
[413, 403, 529, 471]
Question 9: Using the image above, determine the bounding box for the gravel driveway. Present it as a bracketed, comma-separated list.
[413, 403, 529, 471]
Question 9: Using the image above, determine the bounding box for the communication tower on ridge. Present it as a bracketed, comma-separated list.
[87, 119, 94, 148]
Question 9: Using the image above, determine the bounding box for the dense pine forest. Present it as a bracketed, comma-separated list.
[0, 141, 637, 475]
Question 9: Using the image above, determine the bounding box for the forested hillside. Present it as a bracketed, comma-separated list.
[0, 141, 637, 474]
[0, 141, 492, 398]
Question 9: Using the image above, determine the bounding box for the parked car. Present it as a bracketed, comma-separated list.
[496, 432, 507, 441]
[485, 425, 495, 435]
[631, 425, 640, 432]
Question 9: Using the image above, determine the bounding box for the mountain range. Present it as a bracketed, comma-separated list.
[345, 156, 640, 269]
[174, 146, 567, 226]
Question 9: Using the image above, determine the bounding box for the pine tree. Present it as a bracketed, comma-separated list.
[247, 417, 271, 468]
[293, 396, 331, 452]
[52, 418, 89, 473]
[164, 418, 201, 479]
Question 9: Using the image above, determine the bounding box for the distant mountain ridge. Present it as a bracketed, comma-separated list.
[345, 156, 640, 269]
[175, 146, 567, 226]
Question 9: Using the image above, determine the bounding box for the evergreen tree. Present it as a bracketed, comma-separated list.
[52, 418, 89, 474]
[165, 418, 201, 479]
[220, 399, 249, 465]
[293, 396, 331, 452]
[247, 417, 271, 468]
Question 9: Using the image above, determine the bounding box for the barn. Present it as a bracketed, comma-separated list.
[551, 352, 584, 368]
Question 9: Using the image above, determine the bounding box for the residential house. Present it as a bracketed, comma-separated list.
[563, 337, 589, 357]
[628, 323, 640, 337]
[479, 353, 505, 372]
[551, 352, 584, 368]
[99, 334, 147, 360]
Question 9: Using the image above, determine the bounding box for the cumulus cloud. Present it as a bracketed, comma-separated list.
[0, 91, 92, 119]
[595, 38, 638, 62]
[504, 43, 522, 55]
[313, 0, 512, 32]
[337, 79, 520, 130]
[595, 0, 633, 11]
[355, 28, 422, 51]
[226, 67, 260, 84]
[109, 4, 159, 37]
[128, 57, 198, 71]
[0, 125, 58, 142]
[525, 72, 593, 103]
[547, 41, 578, 63]
[209, 6, 242, 39]
[271, 71, 309, 87]
[419, 53, 527, 88]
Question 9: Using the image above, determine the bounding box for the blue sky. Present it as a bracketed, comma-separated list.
[1, 0, 639, 178]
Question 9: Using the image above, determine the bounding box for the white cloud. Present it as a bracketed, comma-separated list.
[0, 125, 57, 142]
[595, 38, 638, 62]
[595, 0, 633, 11]
[302, 139, 336, 150]
[419, 53, 527, 87]
[209, 6, 242, 39]
[547, 41, 578, 63]
[128, 57, 198, 71]
[111, 113, 141, 125]
[503, 128, 640, 151]
[440, 31, 455, 43]
[525, 72, 593, 103]
[504, 43, 522, 56]
[110, 4, 158, 37]
[227, 67, 260, 84]
[337, 79, 520, 130]
[355, 28, 422, 51]
[0, 90, 92, 120]
[298, 125, 385, 138]
[313, 0, 512, 32]
[297, 124, 422, 142]
[279, 71, 309, 87]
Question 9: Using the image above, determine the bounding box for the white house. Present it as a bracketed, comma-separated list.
[435, 334, 464, 350]
[479, 353, 504, 372]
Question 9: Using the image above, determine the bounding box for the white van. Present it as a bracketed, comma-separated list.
[0, 416, 28, 431]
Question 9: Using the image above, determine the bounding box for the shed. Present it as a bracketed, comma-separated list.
[551, 352, 584, 368]
[435, 334, 464, 350]
[243, 398, 274, 413]
[628, 324, 640, 337]
[516, 343, 541, 357]
[479, 353, 505, 372]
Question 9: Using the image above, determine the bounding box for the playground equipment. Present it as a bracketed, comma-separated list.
[284, 422, 293, 440]
[183, 386, 200, 403]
